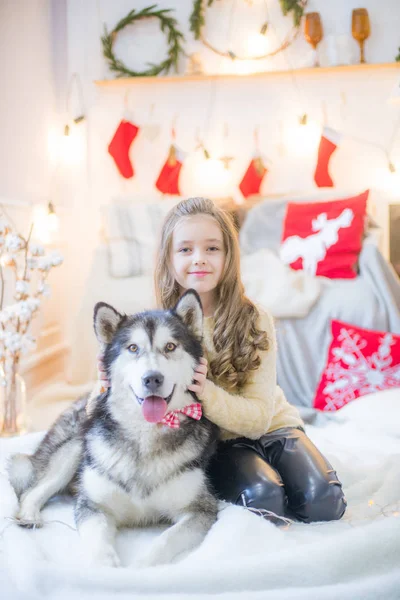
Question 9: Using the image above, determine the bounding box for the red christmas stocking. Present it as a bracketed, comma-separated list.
[239, 156, 267, 198]
[155, 145, 183, 195]
[108, 120, 140, 179]
[314, 127, 341, 188]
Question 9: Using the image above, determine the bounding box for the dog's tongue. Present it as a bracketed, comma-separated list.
[142, 396, 168, 423]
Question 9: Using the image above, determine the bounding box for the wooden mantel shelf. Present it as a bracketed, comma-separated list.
[95, 62, 400, 86]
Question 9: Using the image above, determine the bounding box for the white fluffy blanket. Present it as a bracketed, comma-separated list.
[241, 249, 322, 318]
[1, 389, 400, 600]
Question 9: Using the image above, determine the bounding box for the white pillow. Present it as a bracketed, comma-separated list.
[101, 198, 179, 278]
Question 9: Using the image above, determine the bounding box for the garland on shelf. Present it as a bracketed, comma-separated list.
[279, 0, 306, 28]
[190, 0, 211, 39]
[101, 5, 185, 78]
[190, 0, 307, 60]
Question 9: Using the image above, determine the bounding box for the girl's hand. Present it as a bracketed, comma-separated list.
[188, 357, 208, 395]
[98, 353, 110, 391]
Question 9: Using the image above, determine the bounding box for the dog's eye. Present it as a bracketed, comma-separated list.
[165, 342, 177, 353]
[128, 344, 139, 353]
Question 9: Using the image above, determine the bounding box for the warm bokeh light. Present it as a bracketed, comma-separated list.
[245, 33, 270, 56]
[284, 118, 321, 157]
[61, 126, 85, 166]
[32, 204, 60, 244]
[189, 155, 233, 197]
[47, 210, 60, 234]
[47, 123, 85, 167]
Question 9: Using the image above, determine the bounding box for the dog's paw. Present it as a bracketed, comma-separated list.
[92, 546, 121, 568]
[15, 508, 43, 529]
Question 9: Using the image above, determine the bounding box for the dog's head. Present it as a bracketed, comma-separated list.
[93, 290, 203, 424]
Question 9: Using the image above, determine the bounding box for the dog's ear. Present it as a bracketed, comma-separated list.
[93, 302, 124, 344]
[174, 290, 203, 340]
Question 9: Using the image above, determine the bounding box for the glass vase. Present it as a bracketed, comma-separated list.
[0, 365, 27, 437]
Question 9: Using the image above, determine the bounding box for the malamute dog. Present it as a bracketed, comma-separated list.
[7, 290, 219, 567]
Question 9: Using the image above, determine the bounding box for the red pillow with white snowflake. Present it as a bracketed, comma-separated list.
[314, 320, 400, 411]
[280, 190, 369, 279]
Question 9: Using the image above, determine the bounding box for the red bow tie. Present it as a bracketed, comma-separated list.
[160, 402, 202, 429]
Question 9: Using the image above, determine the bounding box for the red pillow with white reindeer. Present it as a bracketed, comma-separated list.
[314, 320, 400, 411]
[280, 190, 369, 279]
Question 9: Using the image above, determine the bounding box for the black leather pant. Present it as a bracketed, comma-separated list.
[206, 427, 347, 523]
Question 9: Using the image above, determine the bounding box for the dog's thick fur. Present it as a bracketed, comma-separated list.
[7, 290, 220, 567]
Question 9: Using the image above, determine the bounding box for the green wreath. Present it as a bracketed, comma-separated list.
[190, 0, 306, 42]
[101, 5, 185, 78]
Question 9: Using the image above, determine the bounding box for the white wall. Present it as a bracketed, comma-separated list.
[0, 0, 69, 383]
[1, 1, 400, 347]
[66, 0, 400, 219]
[2, 0, 397, 385]
[0, 0, 57, 202]
[57, 0, 400, 362]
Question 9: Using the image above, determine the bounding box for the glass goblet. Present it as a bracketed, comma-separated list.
[351, 8, 370, 64]
[304, 12, 323, 67]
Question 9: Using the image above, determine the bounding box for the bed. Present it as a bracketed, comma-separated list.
[1, 191, 400, 599]
[1, 389, 400, 599]
[65, 189, 400, 415]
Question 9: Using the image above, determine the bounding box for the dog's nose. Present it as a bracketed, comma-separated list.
[142, 371, 164, 393]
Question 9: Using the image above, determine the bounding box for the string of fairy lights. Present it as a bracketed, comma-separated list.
[194, 0, 307, 61]
[57, 0, 400, 200]
[0, 498, 399, 537]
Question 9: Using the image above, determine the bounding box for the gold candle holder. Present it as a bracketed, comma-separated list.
[351, 8, 370, 64]
[304, 12, 323, 67]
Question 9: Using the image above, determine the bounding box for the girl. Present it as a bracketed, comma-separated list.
[99, 197, 346, 524]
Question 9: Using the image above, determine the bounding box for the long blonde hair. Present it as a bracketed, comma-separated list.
[154, 197, 269, 390]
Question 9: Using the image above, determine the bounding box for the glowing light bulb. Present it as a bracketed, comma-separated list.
[192, 155, 232, 197]
[47, 202, 60, 233]
[32, 203, 60, 244]
[245, 33, 269, 56]
[62, 126, 85, 165]
[284, 117, 321, 157]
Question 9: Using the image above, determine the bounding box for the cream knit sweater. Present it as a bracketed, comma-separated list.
[198, 309, 304, 441]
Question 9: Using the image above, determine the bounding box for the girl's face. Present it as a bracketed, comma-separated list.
[171, 215, 226, 298]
